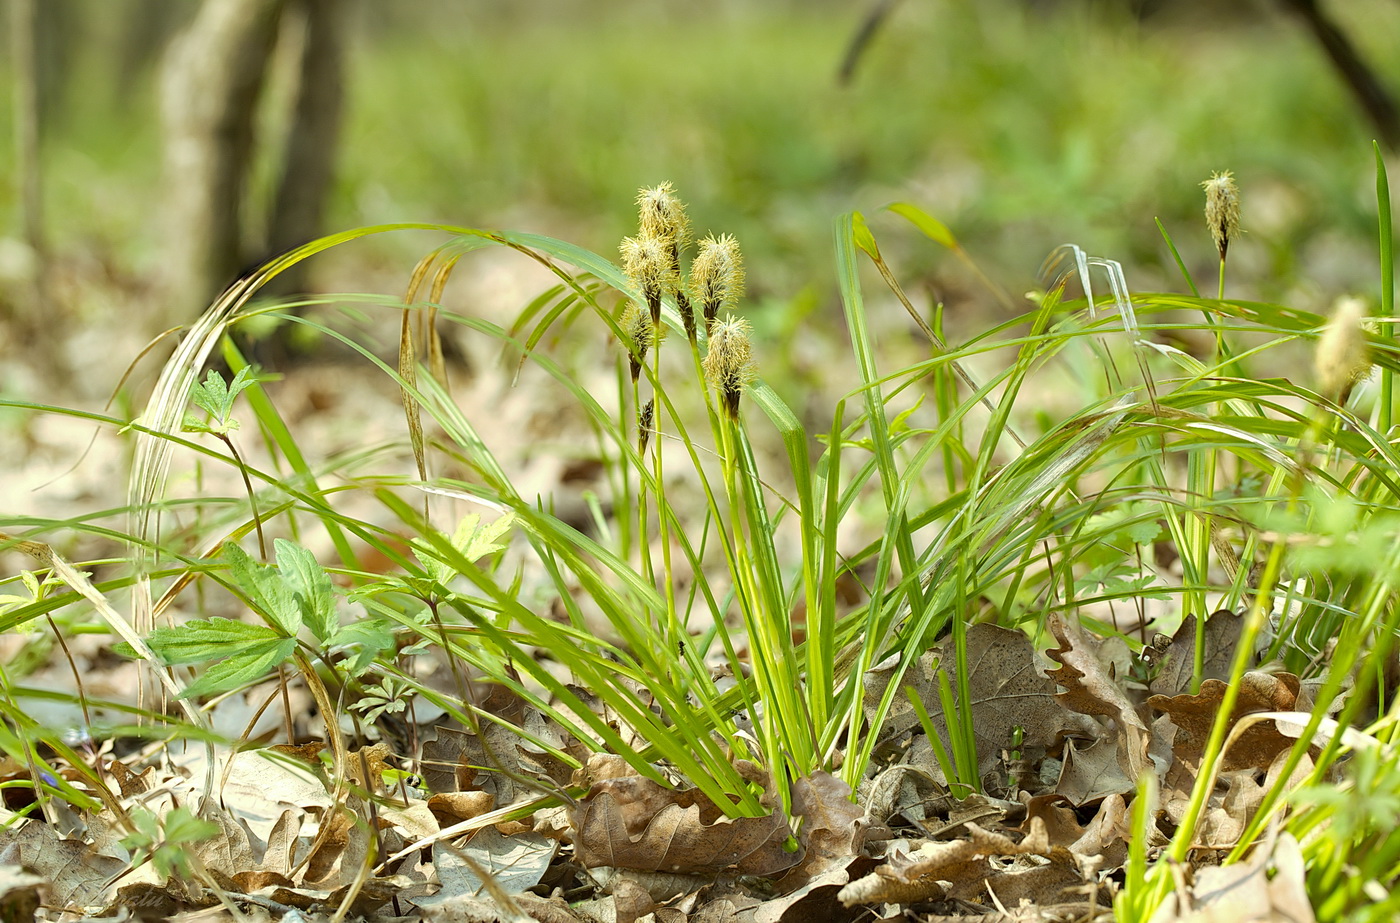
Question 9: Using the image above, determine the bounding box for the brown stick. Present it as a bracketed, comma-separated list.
[1277, 0, 1400, 151]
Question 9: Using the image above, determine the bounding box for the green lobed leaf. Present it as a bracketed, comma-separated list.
[179, 637, 297, 699]
[327, 617, 398, 677]
[275, 539, 337, 643]
[455, 510, 516, 561]
[189, 370, 229, 419]
[144, 617, 286, 665]
[223, 542, 302, 637]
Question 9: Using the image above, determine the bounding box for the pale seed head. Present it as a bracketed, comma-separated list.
[1315, 295, 1371, 400]
[691, 233, 746, 335]
[620, 235, 675, 323]
[1202, 171, 1241, 261]
[637, 181, 690, 262]
[620, 301, 654, 382]
[703, 315, 755, 419]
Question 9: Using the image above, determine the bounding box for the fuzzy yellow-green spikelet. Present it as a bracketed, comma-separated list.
[691, 233, 746, 337]
[1316, 295, 1371, 402]
[637, 181, 690, 268]
[703, 315, 755, 419]
[620, 300, 654, 383]
[621, 235, 675, 326]
[1202, 171, 1241, 261]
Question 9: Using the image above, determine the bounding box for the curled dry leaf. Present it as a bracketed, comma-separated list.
[1021, 793, 1085, 847]
[1148, 833, 1314, 923]
[1148, 673, 1301, 771]
[1069, 793, 1137, 874]
[1046, 612, 1151, 782]
[787, 771, 867, 882]
[429, 790, 497, 826]
[569, 758, 802, 877]
[754, 858, 878, 923]
[838, 817, 1094, 909]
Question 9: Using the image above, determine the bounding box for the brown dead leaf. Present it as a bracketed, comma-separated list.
[302, 804, 354, 886]
[411, 830, 557, 909]
[1046, 612, 1150, 780]
[230, 869, 296, 892]
[0, 822, 125, 912]
[1149, 832, 1315, 922]
[786, 772, 866, 882]
[922, 792, 1014, 840]
[569, 759, 801, 877]
[108, 759, 157, 797]
[1148, 611, 1243, 697]
[754, 858, 877, 923]
[1194, 770, 1266, 849]
[421, 684, 534, 800]
[1020, 793, 1085, 846]
[863, 763, 952, 829]
[0, 865, 45, 923]
[193, 802, 255, 877]
[345, 742, 393, 796]
[430, 790, 497, 825]
[1069, 793, 1137, 873]
[1148, 673, 1301, 771]
[838, 817, 1094, 908]
[879, 624, 1076, 782]
[1057, 736, 1134, 806]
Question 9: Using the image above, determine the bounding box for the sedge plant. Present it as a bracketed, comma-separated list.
[5, 169, 1400, 923]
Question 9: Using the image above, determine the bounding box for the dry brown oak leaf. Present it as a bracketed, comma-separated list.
[837, 817, 1088, 908]
[1148, 672, 1301, 772]
[570, 762, 802, 877]
[1046, 611, 1151, 781]
[1147, 610, 1243, 697]
[898, 624, 1074, 777]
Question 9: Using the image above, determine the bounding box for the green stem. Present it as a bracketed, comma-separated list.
[1376, 143, 1394, 434]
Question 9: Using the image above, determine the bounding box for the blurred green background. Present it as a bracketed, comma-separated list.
[3, 0, 1399, 373]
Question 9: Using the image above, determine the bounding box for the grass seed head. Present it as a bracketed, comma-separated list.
[703, 315, 755, 419]
[1316, 295, 1371, 401]
[691, 233, 745, 336]
[621, 300, 654, 382]
[621, 234, 675, 324]
[637, 181, 690, 268]
[1202, 170, 1241, 261]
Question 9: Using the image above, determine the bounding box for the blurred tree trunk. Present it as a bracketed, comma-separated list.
[1277, 0, 1400, 152]
[160, 0, 348, 328]
[8, 0, 50, 339]
[115, 1, 189, 107]
[264, 0, 346, 297]
[160, 0, 285, 322]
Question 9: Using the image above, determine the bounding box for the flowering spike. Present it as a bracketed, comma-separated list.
[703, 315, 755, 419]
[637, 181, 690, 272]
[621, 235, 674, 326]
[1316, 295, 1371, 402]
[1202, 171, 1241, 262]
[621, 301, 653, 382]
[691, 234, 745, 336]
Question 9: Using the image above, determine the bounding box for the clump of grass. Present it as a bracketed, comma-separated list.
[6, 165, 1400, 920]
